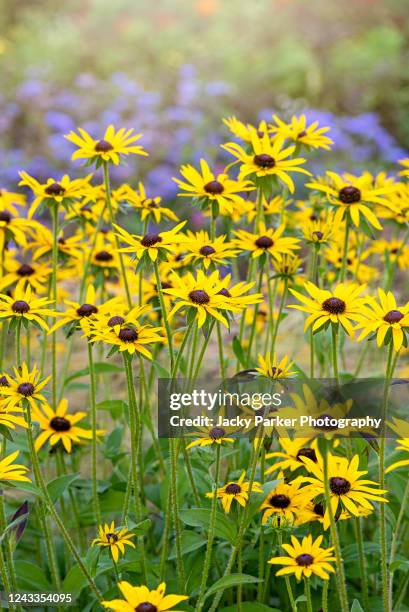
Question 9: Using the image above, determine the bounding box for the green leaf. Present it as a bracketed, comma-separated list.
[204, 573, 262, 599]
[47, 473, 80, 503]
[15, 561, 51, 591]
[65, 362, 121, 385]
[220, 605, 279, 612]
[97, 399, 127, 419]
[169, 530, 206, 559]
[351, 599, 365, 612]
[179, 508, 237, 544]
[232, 336, 246, 367]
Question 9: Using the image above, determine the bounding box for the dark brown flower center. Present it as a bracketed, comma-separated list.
[313, 502, 324, 517]
[225, 483, 242, 495]
[217, 288, 231, 298]
[383, 310, 404, 324]
[322, 297, 346, 314]
[135, 604, 157, 612]
[297, 130, 307, 139]
[199, 245, 216, 256]
[118, 327, 138, 342]
[0, 375, 9, 386]
[296, 448, 317, 462]
[160, 281, 172, 290]
[255, 235, 274, 249]
[17, 264, 35, 277]
[314, 413, 339, 432]
[106, 532, 118, 544]
[270, 366, 283, 376]
[339, 186, 361, 204]
[296, 553, 314, 567]
[269, 494, 291, 508]
[95, 139, 113, 152]
[254, 153, 275, 168]
[189, 289, 210, 304]
[108, 315, 125, 327]
[141, 233, 162, 247]
[50, 416, 71, 432]
[77, 303, 98, 318]
[329, 476, 351, 495]
[95, 250, 113, 262]
[312, 231, 324, 241]
[209, 427, 225, 440]
[17, 382, 35, 397]
[204, 180, 224, 195]
[0, 210, 12, 224]
[12, 300, 30, 314]
[45, 182, 65, 197]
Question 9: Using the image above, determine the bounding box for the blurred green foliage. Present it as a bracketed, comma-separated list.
[0, 0, 408, 144]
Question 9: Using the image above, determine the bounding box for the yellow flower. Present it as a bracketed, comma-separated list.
[173, 159, 254, 215]
[0, 258, 51, 294]
[301, 452, 387, 529]
[246, 194, 292, 223]
[183, 230, 239, 269]
[186, 425, 235, 449]
[0, 209, 33, 252]
[90, 316, 164, 359]
[355, 288, 409, 351]
[289, 281, 368, 335]
[33, 399, 104, 453]
[222, 129, 310, 192]
[18, 171, 90, 218]
[65, 125, 148, 165]
[398, 158, 409, 178]
[269, 114, 333, 150]
[115, 222, 186, 263]
[0, 189, 26, 216]
[260, 474, 309, 524]
[233, 223, 300, 261]
[306, 171, 396, 229]
[268, 534, 335, 580]
[92, 521, 135, 562]
[0, 379, 27, 429]
[385, 438, 409, 473]
[28, 227, 84, 263]
[123, 182, 179, 223]
[206, 471, 263, 513]
[102, 581, 188, 611]
[255, 353, 296, 379]
[265, 438, 317, 475]
[301, 213, 335, 245]
[0, 285, 56, 331]
[223, 116, 270, 143]
[0, 363, 50, 412]
[0, 451, 31, 483]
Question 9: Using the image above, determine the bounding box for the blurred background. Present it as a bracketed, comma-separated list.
[0, 0, 408, 195]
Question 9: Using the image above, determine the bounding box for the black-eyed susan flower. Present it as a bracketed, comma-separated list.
[222, 129, 310, 192]
[48, 284, 121, 335]
[124, 182, 179, 223]
[246, 194, 292, 224]
[173, 159, 254, 216]
[223, 116, 270, 143]
[102, 581, 188, 611]
[186, 423, 235, 449]
[0, 258, 51, 293]
[233, 223, 300, 262]
[301, 452, 387, 529]
[289, 281, 368, 335]
[90, 318, 164, 359]
[115, 222, 186, 264]
[18, 172, 90, 218]
[265, 437, 317, 475]
[268, 534, 335, 580]
[271, 254, 303, 282]
[385, 438, 409, 473]
[0, 400, 27, 430]
[0, 209, 33, 253]
[28, 227, 84, 263]
[260, 475, 309, 524]
[306, 171, 396, 230]
[183, 230, 239, 269]
[301, 213, 334, 246]
[0, 189, 26, 215]
[92, 521, 135, 562]
[269, 114, 333, 150]
[32, 399, 103, 453]
[355, 288, 409, 351]
[65, 125, 148, 166]
[163, 269, 256, 328]
[0, 451, 30, 483]
[255, 353, 296, 379]
[0, 363, 49, 412]
[206, 471, 262, 513]
[0, 285, 56, 331]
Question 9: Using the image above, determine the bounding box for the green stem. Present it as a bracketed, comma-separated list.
[304, 577, 313, 612]
[323, 450, 348, 612]
[192, 320, 215, 383]
[196, 444, 221, 612]
[216, 322, 226, 380]
[15, 318, 22, 368]
[246, 265, 264, 363]
[153, 260, 175, 372]
[278, 532, 297, 612]
[389, 477, 409, 600]
[270, 277, 288, 354]
[170, 436, 185, 591]
[171, 319, 195, 379]
[24, 402, 102, 601]
[339, 217, 350, 283]
[0, 493, 19, 599]
[322, 579, 329, 612]
[37, 500, 61, 591]
[122, 354, 147, 583]
[87, 342, 101, 526]
[102, 161, 132, 308]
[159, 485, 172, 582]
[50, 203, 59, 409]
[331, 324, 340, 384]
[257, 449, 265, 602]
[355, 516, 369, 610]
